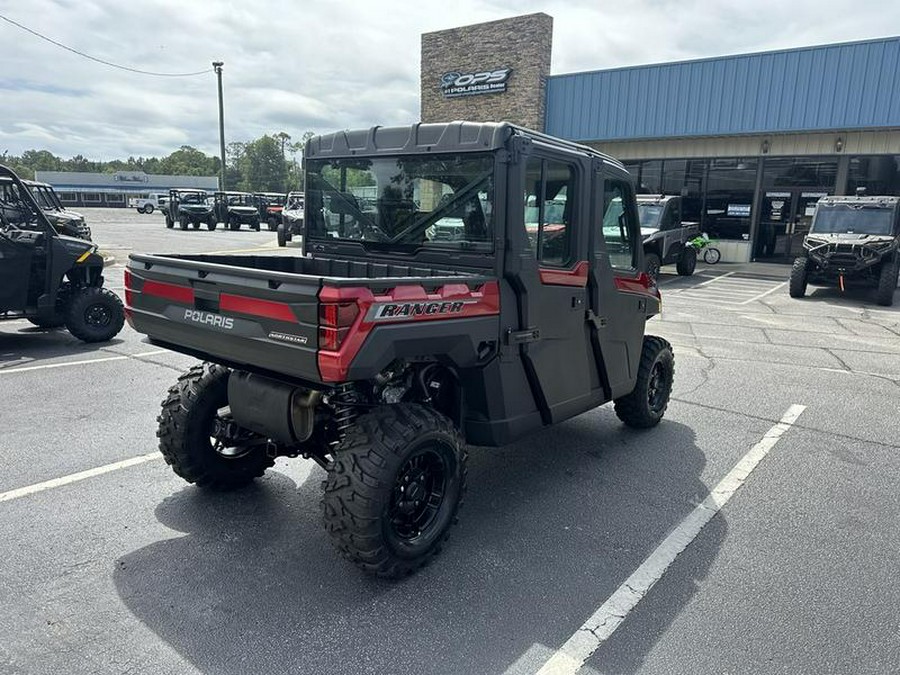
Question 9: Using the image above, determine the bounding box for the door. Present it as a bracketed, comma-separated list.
[756, 189, 830, 261]
[589, 166, 652, 398]
[514, 152, 596, 423]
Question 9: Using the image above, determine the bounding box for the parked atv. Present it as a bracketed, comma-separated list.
[790, 194, 900, 306]
[277, 191, 303, 246]
[0, 164, 124, 342]
[126, 122, 673, 578]
[637, 195, 699, 280]
[254, 192, 286, 230]
[0, 176, 91, 241]
[164, 189, 216, 230]
[214, 191, 261, 231]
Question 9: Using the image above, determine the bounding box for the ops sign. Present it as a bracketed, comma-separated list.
[440, 68, 512, 98]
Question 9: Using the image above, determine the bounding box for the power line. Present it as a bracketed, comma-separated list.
[0, 13, 211, 77]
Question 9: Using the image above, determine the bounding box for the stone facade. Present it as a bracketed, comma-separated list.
[420, 13, 553, 132]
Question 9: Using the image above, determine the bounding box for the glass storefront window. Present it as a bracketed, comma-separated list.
[848, 155, 900, 195]
[761, 157, 837, 191]
[637, 160, 662, 194]
[661, 160, 687, 195]
[704, 158, 758, 240]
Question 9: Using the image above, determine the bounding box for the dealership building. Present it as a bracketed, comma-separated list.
[422, 14, 900, 263]
[33, 171, 218, 209]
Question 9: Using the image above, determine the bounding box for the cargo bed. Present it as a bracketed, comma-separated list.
[125, 253, 495, 385]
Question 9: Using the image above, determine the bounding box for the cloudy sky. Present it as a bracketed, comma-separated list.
[2, 0, 899, 160]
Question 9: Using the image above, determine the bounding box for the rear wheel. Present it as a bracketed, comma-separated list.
[875, 255, 898, 307]
[676, 246, 697, 276]
[614, 336, 674, 429]
[157, 363, 274, 490]
[789, 257, 809, 298]
[322, 404, 467, 578]
[644, 252, 662, 282]
[64, 287, 125, 343]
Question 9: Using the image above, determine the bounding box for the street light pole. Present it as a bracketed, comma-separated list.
[212, 61, 226, 191]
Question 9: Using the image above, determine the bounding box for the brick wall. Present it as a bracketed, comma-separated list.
[420, 13, 553, 132]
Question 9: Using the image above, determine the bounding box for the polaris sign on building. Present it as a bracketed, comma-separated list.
[440, 68, 511, 98]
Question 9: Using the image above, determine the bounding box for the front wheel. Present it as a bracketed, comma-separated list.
[165, 216, 174, 229]
[144, 204, 154, 214]
[676, 246, 697, 276]
[875, 256, 898, 307]
[179, 216, 188, 230]
[614, 336, 674, 429]
[277, 224, 287, 247]
[157, 363, 275, 490]
[322, 404, 467, 578]
[267, 217, 278, 231]
[702, 247, 721, 264]
[207, 216, 217, 231]
[64, 287, 125, 343]
[789, 257, 809, 298]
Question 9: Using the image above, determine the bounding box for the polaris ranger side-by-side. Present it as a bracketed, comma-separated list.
[790, 194, 900, 306]
[125, 123, 674, 578]
[0, 164, 124, 341]
[0, 176, 92, 241]
[164, 189, 216, 230]
[636, 195, 699, 280]
[214, 191, 261, 231]
[255, 192, 287, 230]
[277, 191, 304, 246]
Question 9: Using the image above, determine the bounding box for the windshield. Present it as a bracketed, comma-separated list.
[306, 153, 494, 251]
[812, 204, 896, 235]
[226, 194, 253, 206]
[30, 186, 55, 210]
[638, 204, 663, 230]
[286, 195, 304, 210]
[180, 192, 207, 205]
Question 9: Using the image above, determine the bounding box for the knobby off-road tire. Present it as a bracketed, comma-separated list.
[676, 246, 697, 276]
[64, 287, 125, 342]
[875, 256, 898, 307]
[276, 223, 287, 247]
[322, 403, 467, 579]
[614, 336, 674, 429]
[789, 257, 809, 298]
[157, 363, 275, 490]
[165, 216, 174, 229]
[645, 252, 662, 282]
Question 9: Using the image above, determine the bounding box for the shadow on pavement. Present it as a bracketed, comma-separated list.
[114, 412, 724, 675]
[0, 327, 126, 367]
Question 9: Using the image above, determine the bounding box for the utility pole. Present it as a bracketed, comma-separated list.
[212, 61, 226, 191]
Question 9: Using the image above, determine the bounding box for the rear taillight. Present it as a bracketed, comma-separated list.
[123, 268, 134, 306]
[318, 301, 359, 351]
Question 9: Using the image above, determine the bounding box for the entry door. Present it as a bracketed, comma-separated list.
[589, 170, 650, 399]
[756, 191, 794, 260]
[516, 152, 595, 423]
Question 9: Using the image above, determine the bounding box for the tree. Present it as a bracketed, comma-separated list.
[237, 135, 287, 192]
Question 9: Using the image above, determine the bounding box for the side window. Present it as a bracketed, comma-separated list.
[601, 178, 639, 270]
[524, 157, 575, 267]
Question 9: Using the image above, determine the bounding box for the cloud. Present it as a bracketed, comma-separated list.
[1, 0, 898, 159]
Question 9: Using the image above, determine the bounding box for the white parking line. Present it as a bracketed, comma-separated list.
[739, 282, 787, 305]
[533, 404, 807, 675]
[0, 349, 170, 375]
[0, 453, 161, 504]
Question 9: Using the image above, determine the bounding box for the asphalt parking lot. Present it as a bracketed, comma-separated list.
[2, 209, 899, 674]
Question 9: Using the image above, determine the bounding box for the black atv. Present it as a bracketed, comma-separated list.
[214, 191, 261, 231]
[0, 176, 91, 241]
[164, 189, 216, 230]
[0, 164, 125, 342]
[790, 194, 900, 307]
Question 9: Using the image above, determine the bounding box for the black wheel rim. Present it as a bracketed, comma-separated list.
[647, 361, 668, 412]
[209, 406, 254, 459]
[84, 302, 112, 327]
[388, 445, 448, 542]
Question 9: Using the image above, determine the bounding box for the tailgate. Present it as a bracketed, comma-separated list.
[125, 254, 321, 382]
